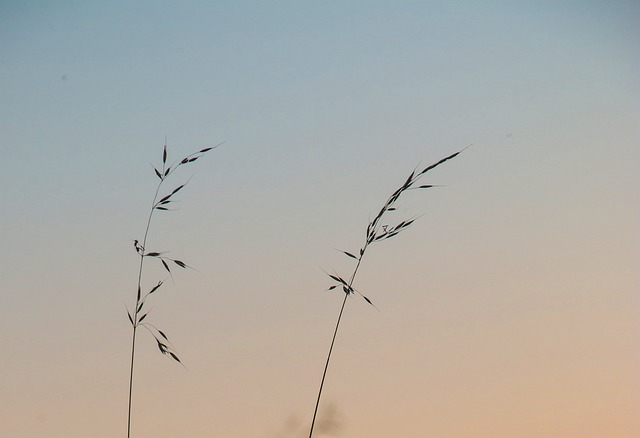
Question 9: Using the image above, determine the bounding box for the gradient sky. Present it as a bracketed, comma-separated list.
[1, 1, 638, 437]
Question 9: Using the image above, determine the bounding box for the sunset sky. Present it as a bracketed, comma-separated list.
[1, 1, 638, 437]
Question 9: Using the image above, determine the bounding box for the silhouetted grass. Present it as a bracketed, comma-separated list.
[308, 148, 466, 437]
[126, 141, 219, 438]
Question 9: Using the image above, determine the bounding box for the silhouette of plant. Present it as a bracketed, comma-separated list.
[126, 141, 219, 438]
[308, 148, 466, 437]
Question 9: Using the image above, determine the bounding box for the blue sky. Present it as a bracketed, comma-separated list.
[1, 1, 638, 437]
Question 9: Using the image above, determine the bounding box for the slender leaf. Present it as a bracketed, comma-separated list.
[156, 340, 167, 354]
[374, 233, 386, 241]
[149, 281, 163, 294]
[402, 170, 415, 189]
[328, 274, 348, 286]
[419, 150, 461, 175]
[159, 193, 172, 203]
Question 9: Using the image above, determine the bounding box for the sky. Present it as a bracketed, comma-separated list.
[1, 1, 638, 437]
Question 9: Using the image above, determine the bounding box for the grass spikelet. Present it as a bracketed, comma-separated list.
[308, 147, 465, 437]
[126, 141, 219, 438]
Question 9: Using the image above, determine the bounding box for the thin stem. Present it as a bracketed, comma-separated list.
[127, 178, 163, 438]
[126, 324, 137, 438]
[309, 247, 367, 438]
[308, 293, 347, 438]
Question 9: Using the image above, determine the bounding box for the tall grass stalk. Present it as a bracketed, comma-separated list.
[126, 142, 219, 438]
[308, 148, 465, 437]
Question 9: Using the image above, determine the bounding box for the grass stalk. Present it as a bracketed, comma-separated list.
[126, 142, 219, 438]
[308, 147, 466, 437]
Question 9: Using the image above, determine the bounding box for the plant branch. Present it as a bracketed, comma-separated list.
[126, 142, 216, 437]
[308, 147, 465, 437]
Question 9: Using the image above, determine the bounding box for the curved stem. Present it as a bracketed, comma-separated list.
[309, 247, 367, 438]
[308, 292, 348, 438]
[127, 178, 163, 438]
[126, 325, 137, 437]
